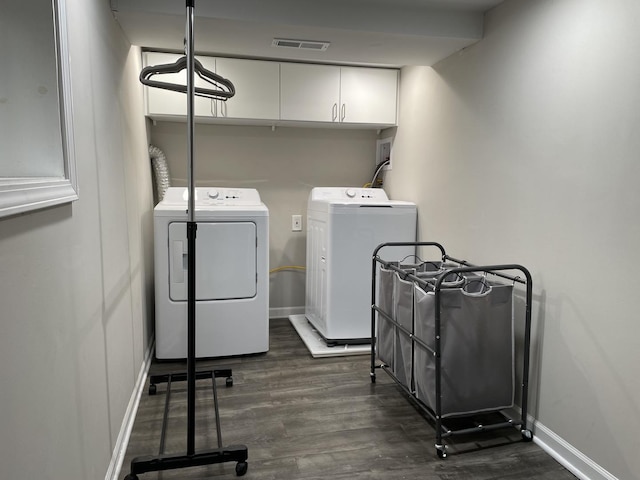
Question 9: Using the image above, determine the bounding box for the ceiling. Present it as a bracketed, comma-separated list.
[111, 0, 505, 67]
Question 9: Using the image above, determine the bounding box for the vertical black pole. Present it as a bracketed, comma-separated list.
[520, 269, 533, 434]
[434, 276, 443, 452]
[186, 222, 197, 455]
[370, 252, 378, 383]
[185, 0, 196, 457]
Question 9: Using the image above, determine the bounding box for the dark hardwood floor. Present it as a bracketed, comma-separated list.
[122, 318, 576, 480]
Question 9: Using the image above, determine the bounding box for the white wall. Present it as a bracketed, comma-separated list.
[149, 123, 378, 312]
[386, 0, 640, 478]
[0, 0, 153, 478]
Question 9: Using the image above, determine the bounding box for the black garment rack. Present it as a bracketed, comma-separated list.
[124, 1, 247, 478]
[370, 241, 533, 459]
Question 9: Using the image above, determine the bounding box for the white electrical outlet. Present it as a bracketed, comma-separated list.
[292, 214, 302, 232]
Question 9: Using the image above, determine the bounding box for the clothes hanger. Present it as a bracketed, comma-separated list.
[140, 55, 235, 101]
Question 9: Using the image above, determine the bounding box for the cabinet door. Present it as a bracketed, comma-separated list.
[339, 67, 398, 125]
[143, 52, 213, 118]
[280, 63, 340, 122]
[213, 58, 279, 120]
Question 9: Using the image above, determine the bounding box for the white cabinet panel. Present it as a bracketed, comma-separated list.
[143, 52, 214, 118]
[280, 63, 340, 122]
[213, 58, 279, 120]
[280, 63, 397, 125]
[142, 52, 398, 127]
[340, 67, 398, 125]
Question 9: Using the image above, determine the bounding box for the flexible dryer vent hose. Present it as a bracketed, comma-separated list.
[149, 144, 171, 202]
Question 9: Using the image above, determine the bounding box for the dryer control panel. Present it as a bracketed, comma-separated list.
[161, 187, 263, 207]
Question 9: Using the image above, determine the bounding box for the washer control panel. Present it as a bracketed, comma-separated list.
[311, 187, 389, 203]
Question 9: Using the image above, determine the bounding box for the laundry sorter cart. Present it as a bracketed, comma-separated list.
[370, 241, 533, 458]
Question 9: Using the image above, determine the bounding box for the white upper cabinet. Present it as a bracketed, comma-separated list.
[280, 63, 341, 122]
[339, 67, 398, 125]
[212, 58, 280, 120]
[280, 63, 397, 126]
[142, 52, 398, 127]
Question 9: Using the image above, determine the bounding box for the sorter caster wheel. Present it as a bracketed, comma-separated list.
[148, 384, 157, 395]
[521, 429, 533, 442]
[226, 377, 233, 387]
[436, 445, 447, 459]
[124, 474, 139, 480]
[235, 461, 248, 476]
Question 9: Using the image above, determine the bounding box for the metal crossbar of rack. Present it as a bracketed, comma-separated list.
[370, 242, 533, 458]
[126, 369, 247, 477]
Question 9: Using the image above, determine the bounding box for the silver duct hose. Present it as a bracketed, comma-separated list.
[149, 144, 171, 202]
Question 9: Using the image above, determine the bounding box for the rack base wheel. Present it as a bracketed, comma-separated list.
[521, 429, 533, 442]
[123, 474, 138, 480]
[436, 444, 447, 459]
[235, 461, 248, 476]
[226, 377, 233, 387]
[148, 384, 157, 395]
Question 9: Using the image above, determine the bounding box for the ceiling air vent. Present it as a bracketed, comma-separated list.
[272, 38, 330, 51]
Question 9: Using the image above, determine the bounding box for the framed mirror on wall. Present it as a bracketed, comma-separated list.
[0, 0, 78, 219]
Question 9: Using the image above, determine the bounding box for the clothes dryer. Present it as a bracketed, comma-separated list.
[305, 187, 416, 345]
[154, 187, 269, 359]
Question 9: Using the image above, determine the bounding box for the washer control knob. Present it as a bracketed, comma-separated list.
[345, 188, 357, 198]
[208, 189, 219, 199]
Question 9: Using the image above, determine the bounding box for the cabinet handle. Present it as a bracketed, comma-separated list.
[210, 99, 218, 117]
[222, 101, 227, 118]
[332, 103, 338, 122]
[341, 103, 346, 121]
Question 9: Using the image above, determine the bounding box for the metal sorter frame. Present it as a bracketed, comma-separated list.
[369, 241, 533, 458]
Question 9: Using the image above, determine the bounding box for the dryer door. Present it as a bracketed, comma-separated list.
[168, 221, 257, 301]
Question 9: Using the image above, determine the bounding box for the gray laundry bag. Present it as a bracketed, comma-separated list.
[393, 263, 466, 390]
[393, 273, 414, 388]
[376, 259, 431, 376]
[376, 265, 396, 370]
[413, 278, 515, 418]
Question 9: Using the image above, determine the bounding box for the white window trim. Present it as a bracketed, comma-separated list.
[0, 0, 78, 219]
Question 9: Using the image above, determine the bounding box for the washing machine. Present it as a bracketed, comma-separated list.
[305, 187, 417, 345]
[154, 187, 269, 359]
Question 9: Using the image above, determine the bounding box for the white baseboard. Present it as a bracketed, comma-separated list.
[270, 306, 304, 318]
[532, 419, 618, 480]
[105, 340, 154, 480]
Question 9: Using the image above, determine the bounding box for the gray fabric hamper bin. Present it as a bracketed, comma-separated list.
[376, 260, 426, 375]
[376, 266, 395, 370]
[393, 273, 415, 388]
[392, 264, 466, 390]
[413, 279, 515, 418]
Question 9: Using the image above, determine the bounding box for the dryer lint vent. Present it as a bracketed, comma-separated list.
[272, 38, 330, 51]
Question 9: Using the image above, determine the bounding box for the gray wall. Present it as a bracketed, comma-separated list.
[0, 0, 153, 478]
[149, 123, 379, 313]
[385, 0, 639, 478]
